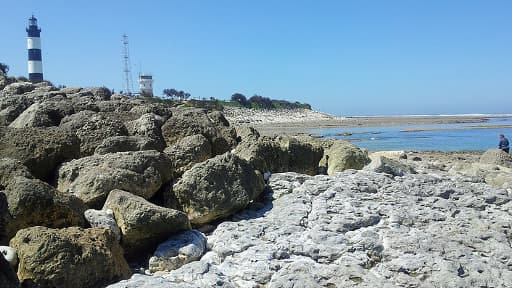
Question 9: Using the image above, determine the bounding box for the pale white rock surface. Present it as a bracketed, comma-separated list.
[149, 230, 207, 273]
[0, 246, 17, 267]
[109, 169, 512, 287]
[84, 208, 121, 241]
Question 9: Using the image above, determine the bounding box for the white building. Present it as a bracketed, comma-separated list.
[138, 74, 153, 97]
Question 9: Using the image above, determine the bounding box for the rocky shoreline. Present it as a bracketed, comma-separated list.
[1, 78, 512, 287]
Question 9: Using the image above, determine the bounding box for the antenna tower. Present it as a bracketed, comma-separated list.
[121, 34, 133, 95]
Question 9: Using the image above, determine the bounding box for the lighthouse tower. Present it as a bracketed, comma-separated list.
[138, 74, 153, 97]
[26, 15, 43, 83]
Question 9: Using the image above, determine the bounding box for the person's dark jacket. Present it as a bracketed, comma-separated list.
[499, 138, 510, 150]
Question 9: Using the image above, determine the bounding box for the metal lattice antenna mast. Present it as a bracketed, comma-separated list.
[121, 34, 133, 95]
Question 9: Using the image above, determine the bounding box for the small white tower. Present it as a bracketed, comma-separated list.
[138, 74, 153, 97]
[26, 15, 43, 83]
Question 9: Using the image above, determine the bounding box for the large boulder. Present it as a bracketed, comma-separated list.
[103, 189, 191, 259]
[0, 157, 33, 187]
[161, 108, 237, 155]
[4, 176, 86, 239]
[95, 136, 162, 155]
[0, 251, 19, 288]
[56, 150, 173, 208]
[479, 149, 512, 168]
[0, 94, 34, 126]
[60, 111, 129, 156]
[0, 126, 80, 180]
[164, 134, 212, 177]
[148, 230, 207, 273]
[10, 226, 131, 288]
[125, 113, 166, 151]
[234, 135, 323, 176]
[326, 140, 371, 175]
[279, 137, 324, 175]
[364, 156, 416, 177]
[173, 153, 265, 225]
[8, 100, 74, 128]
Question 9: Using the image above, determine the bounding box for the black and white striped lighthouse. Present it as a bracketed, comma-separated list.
[26, 15, 43, 83]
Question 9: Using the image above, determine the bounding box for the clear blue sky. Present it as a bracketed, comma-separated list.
[1, 0, 511, 116]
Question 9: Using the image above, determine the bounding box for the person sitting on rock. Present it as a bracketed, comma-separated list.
[499, 134, 509, 153]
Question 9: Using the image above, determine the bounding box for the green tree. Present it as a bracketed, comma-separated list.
[0, 63, 9, 75]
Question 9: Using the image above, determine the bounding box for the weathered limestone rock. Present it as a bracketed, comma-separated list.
[161, 108, 237, 155]
[85, 208, 121, 241]
[95, 136, 162, 155]
[365, 155, 416, 176]
[0, 157, 33, 187]
[173, 153, 265, 225]
[8, 100, 74, 128]
[103, 190, 191, 258]
[326, 140, 371, 175]
[0, 94, 34, 126]
[108, 170, 512, 287]
[0, 251, 19, 288]
[480, 149, 512, 168]
[125, 113, 166, 151]
[370, 150, 407, 160]
[149, 230, 207, 273]
[278, 137, 323, 175]
[56, 150, 173, 208]
[234, 136, 287, 173]
[0, 127, 80, 180]
[10, 226, 131, 288]
[0, 246, 17, 267]
[60, 111, 129, 156]
[4, 176, 86, 239]
[164, 134, 212, 177]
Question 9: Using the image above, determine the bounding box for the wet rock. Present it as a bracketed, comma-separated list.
[10, 226, 131, 288]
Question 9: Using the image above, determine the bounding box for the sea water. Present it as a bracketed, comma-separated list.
[311, 117, 512, 151]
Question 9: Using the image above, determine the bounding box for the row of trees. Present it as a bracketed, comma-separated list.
[230, 93, 311, 110]
[162, 88, 191, 100]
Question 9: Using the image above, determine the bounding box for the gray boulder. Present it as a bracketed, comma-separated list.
[326, 140, 371, 175]
[125, 113, 166, 151]
[56, 150, 173, 208]
[60, 111, 129, 156]
[2, 82, 35, 95]
[149, 230, 207, 273]
[0, 126, 80, 180]
[161, 108, 237, 155]
[103, 189, 191, 258]
[173, 153, 265, 225]
[164, 134, 212, 177]
[480, 149, 512, 168]
[4, 176, 86, 239]
[95, 136, 162, 155]
[364, 156, 417, 177]
[10, 226, 131, 288]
